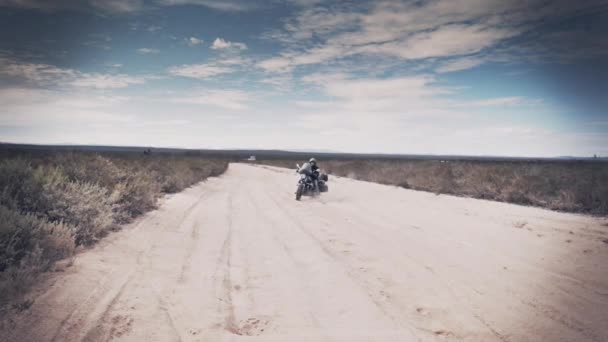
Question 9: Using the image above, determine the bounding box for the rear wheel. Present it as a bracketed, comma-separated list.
[295, 184, 304, 200]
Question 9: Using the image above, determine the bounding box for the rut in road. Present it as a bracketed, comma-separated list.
[1, 163, 607, 342]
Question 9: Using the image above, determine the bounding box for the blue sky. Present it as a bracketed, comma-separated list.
[1, 0, 607, 156]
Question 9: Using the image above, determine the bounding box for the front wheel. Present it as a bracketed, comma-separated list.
[295, 184, 304, 200]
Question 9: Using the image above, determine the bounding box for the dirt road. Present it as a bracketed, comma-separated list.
[2, 163, 607, 341]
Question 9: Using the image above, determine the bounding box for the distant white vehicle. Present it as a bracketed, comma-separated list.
[246, 155, 256, 161]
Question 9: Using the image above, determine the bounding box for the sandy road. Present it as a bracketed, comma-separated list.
[2, 163, 608, 341]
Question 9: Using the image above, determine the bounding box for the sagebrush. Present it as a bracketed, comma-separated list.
[0, 152, 228, 308]
[258, 159, 608, 215]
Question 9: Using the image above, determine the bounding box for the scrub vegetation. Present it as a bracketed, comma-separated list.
[257, 159, 608, 215]
[0, 151, 228, 308]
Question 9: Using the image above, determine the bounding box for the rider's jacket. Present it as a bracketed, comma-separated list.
[298, 162, 318, 177]
[298, 162, 312, 175]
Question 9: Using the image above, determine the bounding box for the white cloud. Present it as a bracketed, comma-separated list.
[256, 56, 293, 73]
[0, 57, 77, 82]
[259, 75, 292, 89]
[157, 0, 255, 12]
[90, 0, 143, 12]
[468, 97, 525, 107]
[170, 89, 251, 109]
[167, 57, 250, 79]
[0, 0, 143, 13]
[258, 0, 605, 73]
[274, 6, 360, 43]
[168, 63, 233, 79]
[186, 37, 204, 47]
[0, 87, 136, 127]
[218, 57, 250, 65]
[0, 56, 152, 89]
[129, 22, 162, 32]
[260, 22, 518, 71]
[210, 37, 247, 50]
[361, 24, 519, 60]
[436, 57, 485, 73]
[0, 87, 54, 106]
[70, 74, 149, 89]
[286, 0, 323, 6]
[299, 73, 455, 115]
[322, 76, 444, 100]
[137, 48, 160, 54]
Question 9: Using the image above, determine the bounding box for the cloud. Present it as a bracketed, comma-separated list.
[70, 74, 149, 89]
[0, 56, 152, 89]
[266, 5, 360, 43]
[259, 75, 293, 89]
[0, 0, 320, 13]
[299, 73, 455, 115]
[286, 0, 323, 6]
[83, 33, 112, 50]
[130, 22, 163, 32]
[321, 76, 444, 100]
[137, 48, 160, 54]
[0, 0, 144, 13]
[436, 57, 485, 73]
[217, 57, 250, 65]
[0, 87, 54, 106]
[90, 0, 143, 12]
[170, 89, 251, 109]
[0, 56, 77, 82]
[186, 37, 204, 47]
[258, 0, 607, 73]
[210, 38, 247, 50]
[168, 63, 233, 79]
[0, 87, 136, 128]
[0, 0, 323, 14]
[167, 56, 250, 79]
[157, 0, 257, 12]
[468, 97, 525, 107]
[360, 24, 519, 60]
[256, 56, 293, 73]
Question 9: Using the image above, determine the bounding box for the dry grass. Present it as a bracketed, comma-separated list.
[257, 159, 608, 215]
[0, 152, 228, 308]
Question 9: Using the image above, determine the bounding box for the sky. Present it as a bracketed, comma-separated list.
[0, 0, 607, 157]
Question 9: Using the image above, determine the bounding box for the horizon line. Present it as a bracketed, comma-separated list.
[1, 141, 605, 160]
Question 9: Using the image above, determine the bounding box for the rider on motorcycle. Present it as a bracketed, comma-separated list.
[298, 158, 320, 193]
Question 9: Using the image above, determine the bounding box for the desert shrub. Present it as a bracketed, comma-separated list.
[0, 159, 42, 212]
[258, 158, 608, 214]
[139, 157, 229, 193]
[0, 152, 228, 310]
[151, 159, 193, 193]
[57, 154, 125, 190]
[0, 164, 115, 246]
[0, 205, 74, 307]
[113, 171, 161, 223]
[42, 178, 115, 245]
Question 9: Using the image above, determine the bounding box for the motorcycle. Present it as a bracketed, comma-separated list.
[295, 163, 329, 201]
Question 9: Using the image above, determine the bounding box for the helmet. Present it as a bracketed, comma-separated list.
[309, 158, 317, 164]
